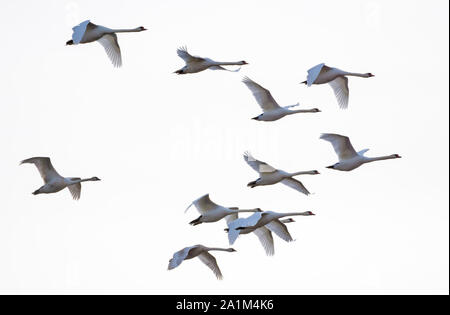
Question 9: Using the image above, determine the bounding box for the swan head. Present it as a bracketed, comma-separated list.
[240, 61, 248, 65]
[304, 211, 315, 216]
[137, 26, 147, 31]
[90, 177, 101, 181]
[311, 170, 320, 175]
[284, 218, 295, 223]
[227, 248, 237, 252]
[366, 73, 375, 77]
[66, 40, 74, 46]
[312, 108, 321, 113]
[392, 154, 401, 159]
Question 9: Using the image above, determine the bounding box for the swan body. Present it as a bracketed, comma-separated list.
[20, 157, 100, 200]
[66, 20, 147, 67]
[174, 47, 248, 74]
[185, 193, 260, 225]
[301, 63, 374, 109]
[227, 210, 315, 245]
[168, 244, 236, 280]
[320, 133, 401, 171]
[244, 152, 319, 195]
[242, 77, 320, 121]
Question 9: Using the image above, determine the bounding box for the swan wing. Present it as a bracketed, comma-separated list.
[266, 220, 293, 242]
[191, 193, 220, 214]
[283, 103, 300, 109]
[328, 76, 349, 109]
[168, 246, 196, 270]
[224, 212, 239, 225]
[67, 178, 81, 200]
[253, 227, 275, 256]
[243, 152, 276, 174]
[20, 157, 62, 184]
[281, 178, 310, 195]
[320, 133, 358, 161]
[358, 148, 369, 156]
[198, 252, 223, 280]
[227, 212, 263, 244]
[97, 34, 122, 68]
[242, 77, 280, 112]
[177, 46, 204, 63]
[71, 20, 95, 44]
[306, 63, 328, 86]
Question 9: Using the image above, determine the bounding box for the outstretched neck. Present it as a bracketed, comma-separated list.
[207, 247, 234, 252]
[231, 208, 260, 213]
[288, 108, 319, 114]
[215, 61, 246, 66]
[344, 72, 372, 78]
[112, 27, 145, 33]
[289, 170, 318, 176]
[365, 155, 399, 163]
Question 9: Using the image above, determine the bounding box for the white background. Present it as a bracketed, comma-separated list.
[0, 0, 448, 294]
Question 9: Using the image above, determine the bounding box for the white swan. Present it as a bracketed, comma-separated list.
[168, 244, 236, 280]
[227, 210, 315, 245]
[66, 20, 147, 67]
[320, 133, 401, 171]
[20, 157, 100, 200]
[185, 193, 260, 225]
[174, 47, 248, 74]
[301, 63, 374, 109]
[224, 213, 295, 256]
[242, 77, 320, 121]
[244, 152, 319, 195]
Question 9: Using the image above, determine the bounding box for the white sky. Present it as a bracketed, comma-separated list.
[0, 0, 448, 294]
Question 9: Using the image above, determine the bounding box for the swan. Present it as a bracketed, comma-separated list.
[242, 77, 320, 121]
[168, 244, 236, 280]
[185, 193, 260, 225]
[320, 133, 401, 171]
[66, 20, 147, 67]
[301, 63, 374, 109]
[20, 157, 100, 200]
[174, 47, 248, 74]
[224, 212, 296, 256]
[244, 152, 319, 195]
[227, 210, 315, 245]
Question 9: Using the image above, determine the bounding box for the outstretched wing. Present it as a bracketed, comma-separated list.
[98, 34, 122, 67]
[320, 133, 358, 161]
[328, 76, 349, 109]
[67, 178, 81, 200]
[227, 212, 263, 245]
[198, 252, 223, 280]
[168, 246, 195, 270]
[306, 63, 328, 86]
[253, 227, 275, 256]
[20, 157, 62, 184]
[176, 46, 204, 63]
[189, 194, 220, 214]
[281, 178, 310, 195]
[71, 20, 94, 44]
[243, 152, 277, 174]
[242, 77, 280, 112]
[266, 220, 293, 242]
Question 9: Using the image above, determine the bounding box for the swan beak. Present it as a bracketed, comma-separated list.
[142, 27, 148, 31]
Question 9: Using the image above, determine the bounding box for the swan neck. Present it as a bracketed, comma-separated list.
[112, 28, 142, 33]
[365, 155, 396, 162]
